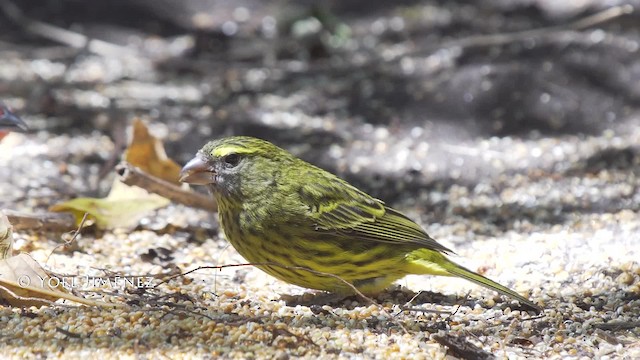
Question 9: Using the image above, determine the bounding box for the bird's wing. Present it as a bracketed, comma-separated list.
[296, 168, 453, 254]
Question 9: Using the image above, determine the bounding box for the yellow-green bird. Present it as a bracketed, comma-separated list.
[180, 136, 540, 312]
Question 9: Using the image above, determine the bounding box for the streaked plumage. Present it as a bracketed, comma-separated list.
[180, 136, 540, 312]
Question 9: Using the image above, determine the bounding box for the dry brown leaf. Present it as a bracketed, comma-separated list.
[0, 254, 122, 307]
[0, 213, 14, 259]
[125, 118, 182, 184]
[0, 216, 122, 307]
[1, 213, 64, 307]
[50, 179, 170, 229]
[0, 254, 67, 307]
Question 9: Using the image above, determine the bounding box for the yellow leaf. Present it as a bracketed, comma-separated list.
[125, 118, 182, 184]
[50, 180, 170, 229]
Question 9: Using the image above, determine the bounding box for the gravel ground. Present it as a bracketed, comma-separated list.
[1, 121, 639, 359]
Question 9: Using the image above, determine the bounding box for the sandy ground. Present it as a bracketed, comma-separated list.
[1, 121, 639, 359]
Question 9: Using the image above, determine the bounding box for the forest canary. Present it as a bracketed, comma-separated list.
[180, 136, 540, 311]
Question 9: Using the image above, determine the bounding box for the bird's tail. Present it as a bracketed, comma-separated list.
[406, 249, 541, 312]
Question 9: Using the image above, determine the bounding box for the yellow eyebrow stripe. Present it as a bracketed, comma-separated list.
[211, 145, 254, 157]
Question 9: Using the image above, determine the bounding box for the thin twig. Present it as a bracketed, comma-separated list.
[46, 213, 88, 263]
[154, 263, 370, 300]
[116, 161, 217, 212]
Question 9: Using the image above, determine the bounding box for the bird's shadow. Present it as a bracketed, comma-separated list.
[279, 286, 536, 313]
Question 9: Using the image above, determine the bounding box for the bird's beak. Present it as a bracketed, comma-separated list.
[0, 107, 28, 132]
[180, 155, 216, 185]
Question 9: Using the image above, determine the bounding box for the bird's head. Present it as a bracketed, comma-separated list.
[180, 136, 294, 198]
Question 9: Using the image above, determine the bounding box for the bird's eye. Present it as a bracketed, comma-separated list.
[223, 153, 241, 167]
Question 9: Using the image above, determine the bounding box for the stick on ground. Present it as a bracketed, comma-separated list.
[116, 161, 217, 212]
